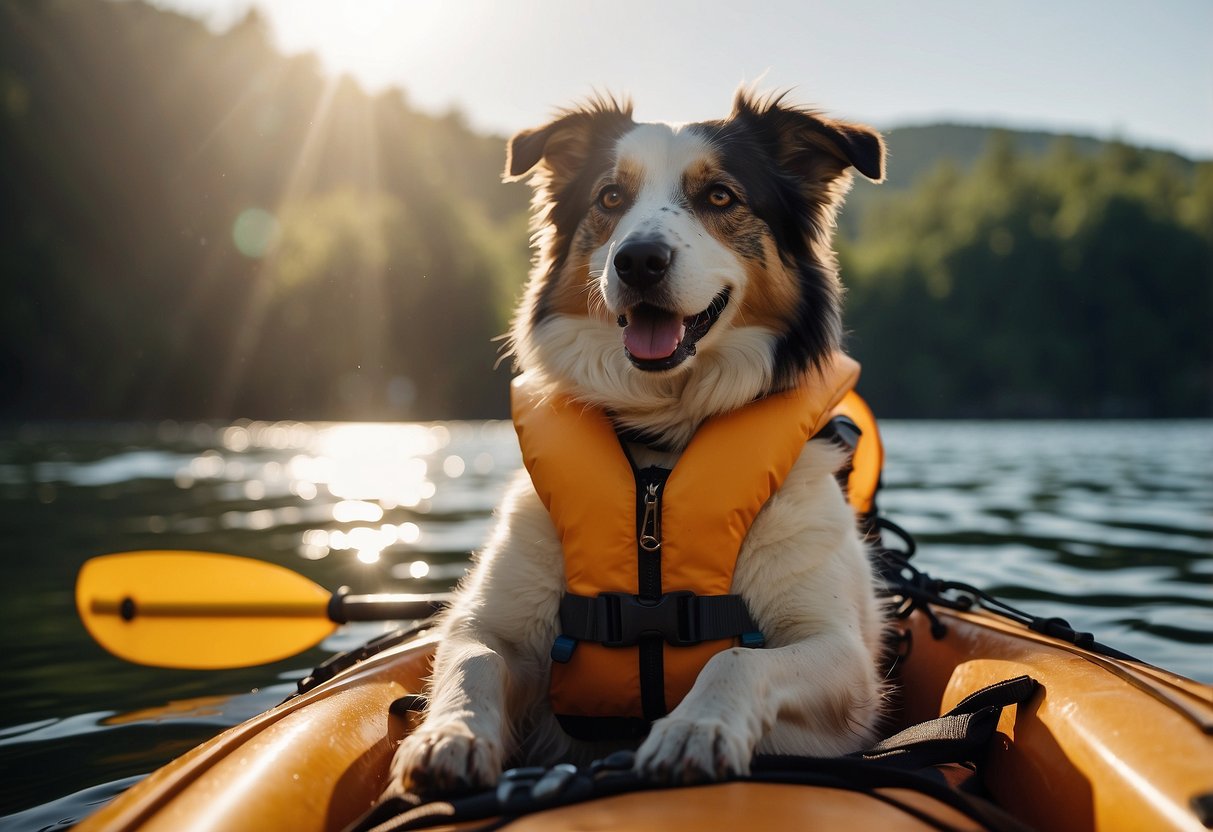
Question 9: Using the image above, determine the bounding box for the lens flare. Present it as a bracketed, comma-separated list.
[232, 208, 281, 258]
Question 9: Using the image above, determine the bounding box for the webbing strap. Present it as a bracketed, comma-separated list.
[863, 675, 1038, 769]
[558, 592, 759, 648]
[945, 674, 1038, 717]
[361, 675, 1040, 832]
[354, 753, 1033, 832]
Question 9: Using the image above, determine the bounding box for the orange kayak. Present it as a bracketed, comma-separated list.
[74, 602, 1213, 832]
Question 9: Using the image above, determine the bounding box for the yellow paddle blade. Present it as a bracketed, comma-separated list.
[76, 551, 337, 669]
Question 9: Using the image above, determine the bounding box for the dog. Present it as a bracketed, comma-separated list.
[389, 89, 888, 793]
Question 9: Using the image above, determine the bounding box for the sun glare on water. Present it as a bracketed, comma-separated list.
[165, 416, 520, 580]
[181, 420, 466, 568]
[298, 423, 445, 563]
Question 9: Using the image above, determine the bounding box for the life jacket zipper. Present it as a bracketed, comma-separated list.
[634, 466, 669, 720]
[639, 482, 662, 553]
[635, 466, 668, 602]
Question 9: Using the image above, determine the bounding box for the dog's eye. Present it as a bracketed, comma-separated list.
[707, 186, 735, 209]
[597, 186, 625, 211]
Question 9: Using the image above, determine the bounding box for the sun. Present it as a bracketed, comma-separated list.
[254, 0, 471, 94]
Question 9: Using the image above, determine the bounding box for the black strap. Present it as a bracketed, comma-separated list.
[638, 637, 666, 721]
[818, 414, 884, 544]
[558, 591, 759, 648]
[817, 413, 862, 452]
[553, 591, 762, 736]
[350, 752, 1033, 832]
[862, 676, 1038, 770]
[946, 675, 1039, 717]
[351, 675, 1040, 832]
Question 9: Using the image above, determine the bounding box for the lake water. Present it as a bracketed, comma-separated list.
[1, 419, 1210, 829]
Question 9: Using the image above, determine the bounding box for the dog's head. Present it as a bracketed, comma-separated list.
[506, 90, 883, 438]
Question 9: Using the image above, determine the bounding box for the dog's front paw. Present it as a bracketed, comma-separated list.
[634, 717, 753, 785]
[388, 721, 503, 796]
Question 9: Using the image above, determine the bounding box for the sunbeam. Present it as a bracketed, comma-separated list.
[212, 71, 342, 415]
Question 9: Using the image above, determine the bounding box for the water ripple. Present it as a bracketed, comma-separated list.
[0, 418, 1209, 822]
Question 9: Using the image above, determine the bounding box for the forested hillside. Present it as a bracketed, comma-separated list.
[2, 0, 1208, 419]
[843, 136, 1211, 416]
[1, 0, 529, 420]
[840, 123, 1196, 236]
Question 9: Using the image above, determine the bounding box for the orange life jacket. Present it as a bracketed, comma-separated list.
[511, 353, 881, 738]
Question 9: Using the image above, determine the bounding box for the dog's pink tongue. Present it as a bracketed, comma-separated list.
[623, 308, 685, 360]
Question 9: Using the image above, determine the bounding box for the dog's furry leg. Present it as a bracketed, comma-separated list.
[635, 442, 886, 783]
[387, 472, 565, 795]
[633, 631, 882, 783]
[387, 636, 510, 795]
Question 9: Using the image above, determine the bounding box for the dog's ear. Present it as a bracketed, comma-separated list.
[732, 90, 886, 185]
[504, 96, 635, 187]
[804, 116, 885, 183]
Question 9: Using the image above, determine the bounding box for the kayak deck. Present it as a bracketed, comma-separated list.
[77, 609, 1213, 832]
[898, 608, 1213, 832]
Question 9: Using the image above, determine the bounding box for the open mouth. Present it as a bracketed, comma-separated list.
[616, 288, 731, 371]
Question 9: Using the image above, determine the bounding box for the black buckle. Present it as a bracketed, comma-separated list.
[496, 761, 605, 811]
[599, 591, 698, 648]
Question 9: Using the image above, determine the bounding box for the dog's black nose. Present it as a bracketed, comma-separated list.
[613, 240, 672, 288]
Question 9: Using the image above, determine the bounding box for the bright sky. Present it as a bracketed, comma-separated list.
[153, 0, 1212, 158]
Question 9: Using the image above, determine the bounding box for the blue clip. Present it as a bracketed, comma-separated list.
[740, 631, 766, 649]
[550, 635, 578, 663]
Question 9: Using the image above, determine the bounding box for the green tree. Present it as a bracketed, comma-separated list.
[843, 135, 1211, 417]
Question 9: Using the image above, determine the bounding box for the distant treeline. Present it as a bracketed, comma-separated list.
[842, 136, 1212, 417]
[1, 0, 1209, 420]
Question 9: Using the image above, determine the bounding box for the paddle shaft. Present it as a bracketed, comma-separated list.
[89, 592, 453, 622]
[330, 592, 454, 623]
